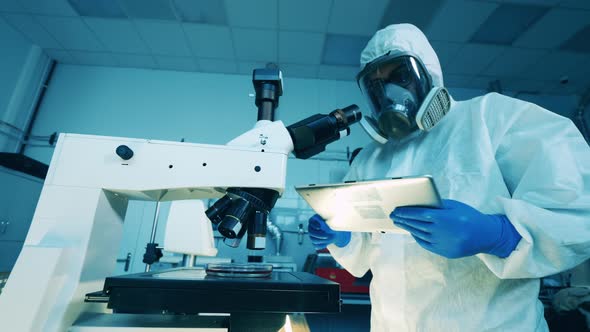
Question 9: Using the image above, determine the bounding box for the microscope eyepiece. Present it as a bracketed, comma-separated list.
[286, 104, 362, 159]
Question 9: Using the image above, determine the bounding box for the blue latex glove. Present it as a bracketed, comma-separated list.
[390, 199, 521, 259]
[308, 214, 351, 250]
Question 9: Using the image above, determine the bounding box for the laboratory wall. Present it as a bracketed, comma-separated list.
[22, 63, 587, 274]
[0, 19, 46, 273]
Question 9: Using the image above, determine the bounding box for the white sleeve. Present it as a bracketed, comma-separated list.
[327, 232, 372, 278]
[477, 95, 590, 279]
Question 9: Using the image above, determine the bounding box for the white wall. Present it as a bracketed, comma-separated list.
[22, 64, 588, 272]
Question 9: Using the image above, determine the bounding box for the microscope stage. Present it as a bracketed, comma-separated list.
[98, 268, 340, 314]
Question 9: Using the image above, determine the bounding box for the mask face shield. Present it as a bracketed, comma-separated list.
[357, 55, 432, 140]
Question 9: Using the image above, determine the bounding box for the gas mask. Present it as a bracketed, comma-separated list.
[357, 53, 451, 143]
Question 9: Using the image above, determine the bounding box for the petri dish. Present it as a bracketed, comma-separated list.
[205, 263, 273, 278]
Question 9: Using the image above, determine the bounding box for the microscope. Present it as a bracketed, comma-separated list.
[0, 67, 361, 332]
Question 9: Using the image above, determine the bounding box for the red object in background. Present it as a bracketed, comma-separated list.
[315, 267, 370, 294]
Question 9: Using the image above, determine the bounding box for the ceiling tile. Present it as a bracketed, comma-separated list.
[500, 0, 561, 5]
[483, 48, 548, 77]
[44, 49, 75, 63]
[278, 0, 331, 32]
[135, 20, 192, 56]
[470, 3, 550, 45]
[430, 41, 462, 69]
[443, 74, 474, 88]
[501, 78, 552, 93]
[560, 24, 590, 53]
[155, 55, 196, 71]
[279, 31, 324, 65]
[279, 63, 319, 79]
[559, 0, 590, 9]
[0, 0, 25, 12]
[2, 14, 62, 48]
[172, 0, 227, 25]
[232, 28, 277, 62]
[84, 18, 148, 53]
[322, 34, 369, 66]
[514, 8, 590, 49]
[327, 0, 389, 36]
[445, 44, 506, 75]
[183, 23, 234, 59]
[36, 16, 105, 51]
[317, 65, 357, 81]
[68, 0, 126, 18]
[225, 0, 277, 29]
[68, 50, 119, 66]
[238, 61, 270, 75]
[197, 58, 238, 74]
[426, 0, 498, 42]
[380, 0, 445, 32]
[119, 0, 176, 20]
[237, 61, 268, 75]
[520, 51, 589, 81]
[19, 0, 77, 16]
[469, 76, 498, 90]
[114, 53, 157, 68]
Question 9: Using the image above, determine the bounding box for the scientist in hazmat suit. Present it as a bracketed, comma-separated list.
[308, 23, 590, 331]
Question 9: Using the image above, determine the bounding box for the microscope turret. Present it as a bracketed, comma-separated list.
[206, 67, 362, 250]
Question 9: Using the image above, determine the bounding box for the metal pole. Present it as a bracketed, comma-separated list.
[145, 202, 162, 272]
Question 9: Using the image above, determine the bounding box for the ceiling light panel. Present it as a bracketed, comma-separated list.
[172, 0, 227, 25]
[470, 3, 549, 45]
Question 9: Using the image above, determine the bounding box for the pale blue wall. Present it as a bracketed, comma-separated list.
[0, 19, 43, 273]
[0, 17, 31, 118]
[22, 64, 586, 273]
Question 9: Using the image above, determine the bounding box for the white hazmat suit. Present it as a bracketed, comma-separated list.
[328, 24, 590, 331]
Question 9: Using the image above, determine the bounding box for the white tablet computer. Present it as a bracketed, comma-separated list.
[295, 175, 442, 233]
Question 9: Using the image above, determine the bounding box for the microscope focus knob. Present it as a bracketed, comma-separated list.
[116, 145, 134, 160]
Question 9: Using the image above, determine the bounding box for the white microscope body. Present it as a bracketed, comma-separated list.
[0, 119, 294, 332]
[0, 68, 361, 331]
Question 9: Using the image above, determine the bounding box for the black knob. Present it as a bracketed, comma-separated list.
[116, 145, 134, 160]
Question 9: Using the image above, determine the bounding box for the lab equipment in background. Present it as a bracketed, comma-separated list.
[303, 252, 371, 302]
[266, 218, 283, 255]
[0, 67, 361, 332]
